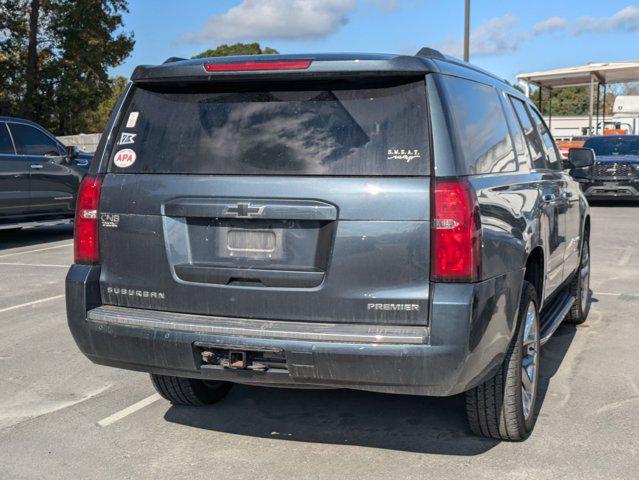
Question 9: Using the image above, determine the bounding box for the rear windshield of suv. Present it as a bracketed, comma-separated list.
[109, 79, 430, 176]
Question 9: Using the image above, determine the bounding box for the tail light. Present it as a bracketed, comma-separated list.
[431, 178, 481, 282]
[204, 60, 312, 72]
[74, 175, 103, 264]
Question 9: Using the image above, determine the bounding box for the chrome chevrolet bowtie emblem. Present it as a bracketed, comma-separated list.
[225, 203, 265, 218]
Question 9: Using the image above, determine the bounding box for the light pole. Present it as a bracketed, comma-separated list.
[463, 0, 470, 62]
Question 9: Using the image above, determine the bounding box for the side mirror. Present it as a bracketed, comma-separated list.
[566, 147, 595, 169]
[66, 145, 80, 160]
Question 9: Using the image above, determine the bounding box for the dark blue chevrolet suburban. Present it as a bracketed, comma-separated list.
[66, 49, 592, 440]
[0, 116, 91, 230]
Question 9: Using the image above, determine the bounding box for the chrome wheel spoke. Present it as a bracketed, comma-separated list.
[521, 301, 539, 421]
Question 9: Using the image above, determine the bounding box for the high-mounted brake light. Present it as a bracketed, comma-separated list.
[431, 178, 481, 282]
[204, 60, 312, 72]
[74, 175, 103, 264]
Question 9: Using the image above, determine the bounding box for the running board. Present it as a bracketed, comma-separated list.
[540, 294, 575, 345]
[0, 218, 73, 231]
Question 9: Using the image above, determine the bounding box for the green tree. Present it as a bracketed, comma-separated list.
[0, 0, 29, 115]
[0, 0, 134, 134]
[529, 85, 618, 117]
[192, 42, 278, 59]
[78, 75, 128, 132]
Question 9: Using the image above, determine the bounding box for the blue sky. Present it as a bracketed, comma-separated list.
[111, 0, 639, 83]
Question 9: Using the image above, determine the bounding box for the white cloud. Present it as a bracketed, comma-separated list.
[435, 14, 521, 58]
[532, 16, 567, 35]
[181, 0, 356, 43]
[436, 12, 577, 59]
[575, 5, 639, 34]
[180, 0, 404, 44]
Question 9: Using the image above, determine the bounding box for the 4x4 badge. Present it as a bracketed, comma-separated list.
[224, 203, 265, 218]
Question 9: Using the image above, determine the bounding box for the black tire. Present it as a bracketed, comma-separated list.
[465, 281, 541, 441]
[150, 374, 233, 406]
[564, 235, 590, 325]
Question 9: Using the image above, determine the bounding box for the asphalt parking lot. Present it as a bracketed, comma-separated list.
[1, 203, 638, 480]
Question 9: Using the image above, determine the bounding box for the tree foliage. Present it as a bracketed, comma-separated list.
[0, 0, 134, 134]
[529, 85, 631, 117]
[192, 42, 278, 59]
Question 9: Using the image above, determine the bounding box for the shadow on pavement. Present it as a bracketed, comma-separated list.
[0, 224, 73, 252]
[165, 323, 576, 455]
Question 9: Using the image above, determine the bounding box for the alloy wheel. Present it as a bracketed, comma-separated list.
[521, 302, 539, 420]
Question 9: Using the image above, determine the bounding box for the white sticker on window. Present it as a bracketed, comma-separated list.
[118, 132, 137, 145]
[114, 149, 136, 168]
[387, 149, 421, 163]
[126, 111, 139, 128]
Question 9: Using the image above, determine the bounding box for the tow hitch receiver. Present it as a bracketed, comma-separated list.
[197, 343, 286, 372]
[225, 351, 247, 369]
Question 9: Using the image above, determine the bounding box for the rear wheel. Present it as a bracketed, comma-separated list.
[564, 236, 590, 325]
[465, 281, 540, 440]
[150, 374, 233, 406]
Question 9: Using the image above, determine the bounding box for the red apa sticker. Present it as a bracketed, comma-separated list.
[113, 149, 136, 168]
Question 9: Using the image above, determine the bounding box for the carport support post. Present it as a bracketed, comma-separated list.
[538, 86, 543, 112]
[548, 88, 552, 128]
[588, 74, 595, 136]
[602, 83, 607, 131]
[595, 83, 601, 134]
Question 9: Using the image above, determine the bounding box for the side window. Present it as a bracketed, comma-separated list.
[510, 97, 547, 170]
[9, 123, 61, 156]
[0, 123, 15, 154]
[527, 106, 561, 170]
[441, 76, 516, 175]
[501, 94, 531, 169]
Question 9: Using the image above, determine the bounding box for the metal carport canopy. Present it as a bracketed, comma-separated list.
[517, 61, 639, 88]
[517, 61, 639, 135]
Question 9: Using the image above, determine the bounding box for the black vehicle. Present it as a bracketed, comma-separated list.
[0, 116, 91, 230]
[66, 49, 592, 440]
[569, 135, 639, 199]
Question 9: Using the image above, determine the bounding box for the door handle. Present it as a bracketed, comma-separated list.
[75, 159, 89, 167]
[30, 164, 43, 169]
[542, 193, 557, 203]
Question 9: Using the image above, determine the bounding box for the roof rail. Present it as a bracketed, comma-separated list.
[415, 47, 445, 59]
[163, 57, 187, 64]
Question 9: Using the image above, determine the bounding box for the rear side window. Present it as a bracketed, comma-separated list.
[0, 123, 14, 154]
[109, 79, 430, 176]
[510, 98, 547, 170]
[440, 76, 516, 175]
[528, 107, 561, 170]
[9, 123, 61, 156]
[501, 95, 531, 169]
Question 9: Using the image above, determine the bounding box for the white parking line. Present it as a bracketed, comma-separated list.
[97, 394, 162, 427]
[597, 292, 639, 298]
[0, 294, 65, 314]
[0, 243, 73, 259]
[0, 262, 69, 268]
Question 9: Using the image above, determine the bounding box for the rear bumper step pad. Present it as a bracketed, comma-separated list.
[87, 305, 429, 345]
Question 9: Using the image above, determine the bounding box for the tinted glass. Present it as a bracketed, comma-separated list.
[441, 76, 516, 174]
[510, 98, 547, 170]
[583, 136, 639, 156]
[110, 79, 430, 175]
[501, 95, 530, 169]
[528, 107, 561, 170]
[0, 123, 14, 154]
[9, 123, 61, 156]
